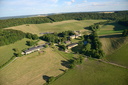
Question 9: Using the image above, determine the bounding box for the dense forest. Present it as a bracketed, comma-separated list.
[0, 29, 38, 46]
[0, 11, 128, 29]
[0, 17, 52, 29]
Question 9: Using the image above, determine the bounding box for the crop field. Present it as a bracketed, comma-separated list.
[0, 48, 68, 85]
[5, 20, 106, 36]
[0, 38, 30, 66]
[51, 59, 128, 85]
[98, 22, 127, 35]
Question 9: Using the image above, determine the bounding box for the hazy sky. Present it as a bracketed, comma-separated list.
[0, 0, 128, 17]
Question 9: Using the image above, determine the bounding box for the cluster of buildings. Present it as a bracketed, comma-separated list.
[23, 31, 84, 55]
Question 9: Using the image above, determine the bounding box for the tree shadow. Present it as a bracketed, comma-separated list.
[84, 27, 90, 30]
[103, 22, 127, 31]
[59, 69, 65, 72]
[42, 75, 50, 83]
[61, 60, 71, 68]
[99, 34, 122, 38]
[61, 59, 74, 69]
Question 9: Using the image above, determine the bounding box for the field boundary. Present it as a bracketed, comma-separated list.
[98, 59, 128, 69]
[0, 57, 17, 70]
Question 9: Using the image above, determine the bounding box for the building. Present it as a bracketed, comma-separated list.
[23, 44, 45, 55]
[75, 34, 82, 38]
[69, 34, 82, 39]
[74, 31, 80, 35]
[67, 43, 78, 49]
[64, 41, 71, 44]
[69, 35, 76, 39]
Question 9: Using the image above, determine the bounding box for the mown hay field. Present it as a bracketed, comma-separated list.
[5, 20, 106, 35]
[0, 38, 30, 66]
[0, 48, 67, 85]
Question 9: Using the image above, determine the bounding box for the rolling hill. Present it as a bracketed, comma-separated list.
[5, 20, 106, 36]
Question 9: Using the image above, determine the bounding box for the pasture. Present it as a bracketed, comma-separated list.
[105, 39, 128, 67]
[51, 59, 128, 85]
[0, 48, 67, 85]
[98, 22, 127, 35]
[5, 20, 106, 36]
[0, 38, 30, 66]
[100, 36, 128, 67]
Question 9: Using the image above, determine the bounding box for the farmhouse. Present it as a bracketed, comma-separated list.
[23, 44, 45, 55]
[75, 34, 82, 38]
[69, 34, 82, 39]
[70, 35, 76, 39]
[64, 41, 71, 44]
[67, 43, 78, 49]
[74, 31, 80, 35]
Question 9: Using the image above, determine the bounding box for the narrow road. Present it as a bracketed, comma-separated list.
[98, 59, 128, 69]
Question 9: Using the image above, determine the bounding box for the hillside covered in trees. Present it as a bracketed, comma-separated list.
[0, 11, 128, 29]
[0, 29, 38, 46]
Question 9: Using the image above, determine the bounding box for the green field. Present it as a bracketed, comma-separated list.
[51, 59, 128, 85]
[1, 19, 128, 85]
[0, 48, 68, 85]
[5, 20, 106, 35]
[0, 38, 31, 66]
[100, 36, 128, 67]
[105, 40, 128, 67]
[98, 22, 127, 35]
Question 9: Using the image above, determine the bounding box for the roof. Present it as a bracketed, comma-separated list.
[67, 43, 78, 47]
[24, 44, 45, 53]
[65, 41, 71, 44]
[70, 35, 75, 37]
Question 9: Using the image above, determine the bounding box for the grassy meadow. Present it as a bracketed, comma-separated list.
[51, 59, 128, 85]
[5, 20, 106, 36]
[100, 36, 128, 67]
[1, 19, 128, 85]
[0, 48, 68, 85]
[98, 22, 127, 35]
[105, 40, 128, 67]
[0, 38, 31, 66]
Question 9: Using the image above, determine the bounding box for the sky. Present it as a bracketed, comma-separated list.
[0, 0, 128, 17]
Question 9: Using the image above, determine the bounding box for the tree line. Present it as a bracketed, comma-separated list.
[40, 31, 75, 43]
[0, 17, 52, 29]
[82, 31, 104, 59]
[0, 29, 38, 46]
[0, 11, 128, 29]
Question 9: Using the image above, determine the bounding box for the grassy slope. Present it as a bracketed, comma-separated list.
[100, 37, 128, 67]
[98, 22, 127, 35]
[5, 20, 106, 35]
[106, 40, 128, 67]
[51, 59, 128, 85]
[0, 38, 30, 66]
[0, 48, 67, 85]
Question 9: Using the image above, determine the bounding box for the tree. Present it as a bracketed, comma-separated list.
[32, 34, 38, 40]
[82, 43, 91, 55]
[47, 76, 56, 83]
[122, 29, 128, 36]
[58, 45, 66, 51]
[26, 41, 35, 46]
